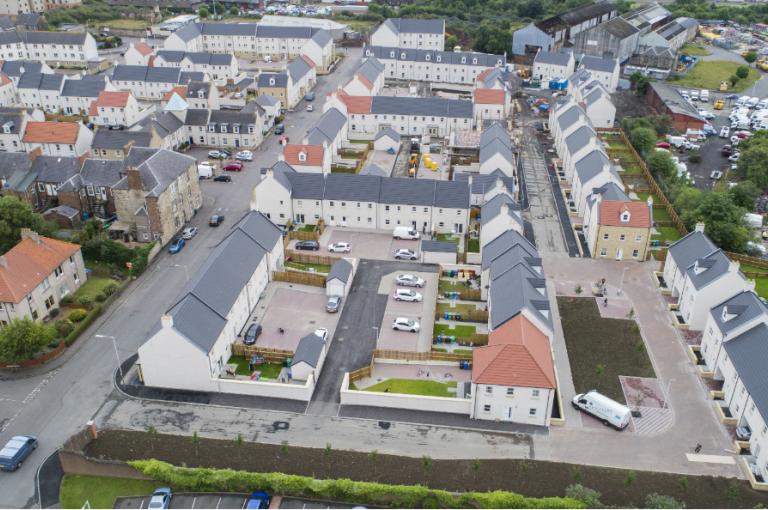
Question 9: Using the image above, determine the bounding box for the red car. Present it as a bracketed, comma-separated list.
[223, 161, 243, 172]
[655, 142, 671, 149]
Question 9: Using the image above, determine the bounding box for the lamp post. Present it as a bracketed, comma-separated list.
[95, 334, 124, 384]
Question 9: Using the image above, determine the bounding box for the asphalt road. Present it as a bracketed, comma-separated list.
[0, 46, 362, 509]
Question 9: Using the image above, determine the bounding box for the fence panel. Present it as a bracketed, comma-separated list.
[272, 271, 326, 287]
[285, 250, 340, 266]
[231, 343, 293, 363]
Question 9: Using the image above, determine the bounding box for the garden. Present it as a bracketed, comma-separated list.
[225, 356, 285, 380]
[672, 60, 760, 93]
[557, 297, 655, 403]
[361, 378, 458, 397]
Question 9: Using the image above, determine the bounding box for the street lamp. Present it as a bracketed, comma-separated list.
[172, 263, 190, 281]
[95, 334, 124, 384]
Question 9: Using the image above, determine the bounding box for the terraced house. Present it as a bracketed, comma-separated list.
[0, 31, 98, 67]
[370, 18, 445, 50]
[18, 73, 111, 115]
[22, 121, 93, 157]
[110, 65, 206, 100]
[154, 50, 240, 83]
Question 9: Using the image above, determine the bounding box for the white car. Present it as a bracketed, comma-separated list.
[394, 288, 423, 302]
[235, 150, 253, 161]
[199, 161, 214, 169]
[181, 226, 198, 239]
[392, 317, 420, 332]
[313, 327, 329, 342]
[683, 141, 700, 151]
[710, 170, 723, 180]
[697, 110, 715, 120]
[394, 248, 418, 260]
[306, 104, 314, 112]
[720, 126, 730, 138]
[328, 242, 351, 253]
[729, 152, 741, 162]
[396, 274, 425, 287]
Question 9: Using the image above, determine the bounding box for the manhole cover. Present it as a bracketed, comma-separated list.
[631, 410, 642, 418]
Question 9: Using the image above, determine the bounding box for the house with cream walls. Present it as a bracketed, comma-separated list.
[561, 123, 599, 182]
[571, 149, 622, 217]
[342, 56, 385, 96]
[579, 55, 620, 92]
[154, 50, 240, 83]
[111, 65, 206, 101]
[0, 31, 98, 67]
[283, 143, 330, 174]
[370, 18, 445, 50]
[479, 194, 523, 249]
[89, 90, 151, 128]
[22, 121, 93, 157]
[583, 195, 652, 261]
[0, 73, 15, 106]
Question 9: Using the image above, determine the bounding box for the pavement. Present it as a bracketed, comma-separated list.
[0, 46, 363, 509]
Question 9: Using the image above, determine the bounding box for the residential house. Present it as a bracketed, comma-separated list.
[0, 31, 98, 67]
[30, 155, 81, 210]
[479, 193, 523, 249]
[454, 172, 516, 207]
[303, 29, 334, 74]
[179, 105, 264, 149]
[283, 143, 330, 174]
[162, 82, 220, 111]
[370, 18, 445, 50]
[571, 149, 622, 217]
[0, 106, 42, 153]
[362, 45, 506, 85]
[110, 65, 206, 100]
[0, 229, 85, 326]
[343, 56, 385, 96]
[487, 258, 551, 334]
[562, 123, 598, 182]
[90, 130, 158, 160]
[0, 151, 33, 197]
[287, 56, 316, 106]
[154, 50, 240, 83]
[373, 127, 399, 152]
[137, 211, 285, 393]
[481, 229, 542, 301]
[0, 73, 15, 106]
[18, 71, 110, 115]
[0, 0, 79, 16]
[579, 55, 620, 93]
[124, 41, 155, 66]
[255, 94, 280, 120]
[568, 74, 616, 128]
[88, 90, 150, 128]
[22, 121, 93, 157]
[257, 72, 290, 109]
[532, 50, 575, 83]
[479, 125, 516, 178]
[306, 107, 347, 155]
[58, 158, 125, 219]
[473, 88, 508, 124]
[584, 196, 652, 260]
[110, 148, 202, 244]
[551, 102, 588, 156]
[0, 60, 53, 86]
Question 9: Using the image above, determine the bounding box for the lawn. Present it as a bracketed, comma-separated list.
[434, 323, 477, 338]
[681, 43, 712, 56]
[467, 238, 480, 253]
[651, 226, 683, 244]
[286, 261, 331, 273]
[227, 356, 285, 379]
[435, 302, 478, 316]
[436, 233, 459, 243]
[652, 206, 672, 222]
[557, 297, 655, 403]
[60, 474, 158, 509]
[99, 19, 150, 30]
[674, 60, 760, 92]
[297, 224, 316, 232]
[362, 378, 457, 397]
[438, 279, 467, 294]
[72, 276, 119, 301]
[635, 191, 662, 203]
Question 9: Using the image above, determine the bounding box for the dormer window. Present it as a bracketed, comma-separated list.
[220, 123, 228, 133]
[436, 55, 441, 62]
[366, 50, 372, 56]
[425, 54, 431, 61]
[497, 59, 502, 65]
[233, 124, 239, 134]
[722, 306, 738, 322]
[620, 211, 630, 223]
[248, 124, 255, 134]
[472, 58, 477, 64]
[198, 89, 204, 98]
[298, 151, 307, 162]
[401, 52, 406, 59]
[390, 51, 395, 58]
[269, 77, 275, 86]
[208, 123, 215, 132]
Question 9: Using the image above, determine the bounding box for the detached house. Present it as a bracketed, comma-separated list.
[584, 195, 652, 260]
[0, 229, 86, 326]
[22, 121, 93, 157]
[88, 90, 149, 128]
[124, 41, 154, 66]
[532, 50, 575, 83]
[370, 18, 445, 50]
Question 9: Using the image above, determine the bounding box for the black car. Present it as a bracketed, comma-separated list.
[213, 175, 232, 182]
[209, 214, 225, 226]
[243, 323, 262, 345]
[294, 240, 320, 251]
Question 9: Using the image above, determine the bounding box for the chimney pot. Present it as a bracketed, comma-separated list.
[695, 222, 705, 233]
[161, 314, 174, 329]
[0, 255, 7, 268]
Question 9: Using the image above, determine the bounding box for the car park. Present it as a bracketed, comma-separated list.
[223, 161, 243, 171]
[168, 237, 185, 254]
[235, 150, 253, 161]
[209, 214, 225, 226]
[0, 435, 37, 471]
[148, 488, 172, 509]
[243, 323, 263, 345]
[392, 317, 420, 332]
[313, 328, 329, 342]
[393, 288, 423, 302]
[721, 145, 734, 156]
[394, 248, 418, 260]
[295, 240, 320, 251]
[181, 227, 198, 240]
[396, 274, 425, 287]
[710, 170, 723, 180]
[245, 491, 271, 509]
[326, 295, 341, 313]
[197, 161, 214, 179]
[213, 175, 232, 182]
[328, 242, 351, 253]
[697, 109, 715, 120]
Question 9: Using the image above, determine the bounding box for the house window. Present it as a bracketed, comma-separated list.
[600, 248, 607, 257]
[38, 182, 45, 192]
[483, 404, 491, 412]
[54, 265, 63, 278]
[529, 408, 537, 416]
[506, 388, 514, 396]
[485, 386, 492, 394]
[603, 233, 609, 240]
[532, 389, 540, 397]
[330, 201, 335, 206]
[619, 234, 626, 241]
[633, 249, 639, 258]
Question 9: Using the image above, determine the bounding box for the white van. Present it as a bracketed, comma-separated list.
[666, 135, 686, 148]
[572, 390, 631, 430]
[197, 163, 213, 179]
[392, 226, 420, 240]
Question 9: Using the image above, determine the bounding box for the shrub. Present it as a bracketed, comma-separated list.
[55, 319, 74, 337]
[95, 292, 107, 303]
[103, 282, 119, 297]
[77, 295, 93, 307]
[645, 493, 685, 509]
[60, 295, 74, 306]
[65, 304, 102, 346]
[48, 308, 60, 319]
[565, 484, 602, 509]
[68, 309, 88, 322]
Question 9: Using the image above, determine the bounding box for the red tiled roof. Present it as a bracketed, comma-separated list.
[474, 88, 505, 105]
[599, 200, 651, 228]
[356, 73, 373, 91]
[337, 91, 372, 114]
[23, 122, 80, 144]
[476, 68, 493, 82]
[472, 315, 555, 389]
[162, 86, 187, 102]
[0, 234, 80, 303]
[134, 41, 153, 56]
[284, 144, 324, 166]
[0, 73, 11, 86]
[94, 90, 130, 108]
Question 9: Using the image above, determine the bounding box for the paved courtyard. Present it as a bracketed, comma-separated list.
[294, 228, 422, 261]
[377, 271, 437, 352]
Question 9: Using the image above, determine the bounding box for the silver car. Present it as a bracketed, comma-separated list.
[396, 274, 425, 287]
[326, 295, 341, 313]
[392, 317, 420, 332]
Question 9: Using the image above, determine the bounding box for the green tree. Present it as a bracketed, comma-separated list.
[0, 318, 56, 363]
[444, 34, 458, 51]
[744, 50, 758, 65]
[517, 0, 544, 18]
[647, 150, 677, 180]
[229, 6, 238, 15]
[645, 492, 685, 509]
[738, 141, 768, 189]
[565, 484, 603, 508]
[729, 180, 761, 209]
[0, 196, 55, 253]
[198, 5, 209, 18]
[673, 186, 704, 228]
[692, 192, 750, 253]
[629, 126, 657, 156]
[737, 65, 750, 79]
[729, 74, 740, 87]
[472, 21, 510, 55]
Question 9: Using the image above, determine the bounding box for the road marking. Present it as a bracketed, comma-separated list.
[686, 454, 735, 464]
[191, 496, 197, 509]
[0, 369, 59, 433]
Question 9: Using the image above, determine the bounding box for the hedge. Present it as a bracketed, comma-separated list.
[64, 304, 102, 346]
[130, 460, 584, 509]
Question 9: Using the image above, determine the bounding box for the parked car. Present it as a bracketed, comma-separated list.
[394, 248, 418, 260]
[697, 109, 715, 120]
[208, 149, 230, 159]
[245, 491, 271, 510]
[168, 237, 185, 254]
[572, 391, 630, 430]
[313, 327, 329, 342]
[295, 240, 320, 251]
[181, 227, 198, 240]
[326, 295, 341, 313]
[209, 214, 225, 226]
[655, 142, 671, 149]
[148, 488, 172, 509]
[213, 175, 232, 182]
[243, 323, 262, 345]
[710, 170, 723, 180]
[736, 425, 752, 441]
[0, 436, 37, 471]
[392, 317, 420, 332]
[274, 123, 285, 135]
[394, 288, 423, 302]
[396, 274, 425, 287]
[328, 242, 351, 253]
[721, 145, 734, 156]
[720, 126, 730, 138]
[235, 150, 253, 161]
[306, 104, 314, 112]
[223, 161, 243, 172]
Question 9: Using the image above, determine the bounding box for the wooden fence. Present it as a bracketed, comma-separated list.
[285, 250, 340, 266]
[349, 362, 373, 383]
[725, 250, 768, 271]
[272, 270, 326, 287]
[287, 230, 320, 242]
[372, 349, 472, 362]
[231, 343, 293, 363]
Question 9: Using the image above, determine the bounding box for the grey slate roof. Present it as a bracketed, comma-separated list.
[490, 263, 551, 330]
[489, 245, 543, 281]
[360, 164, 387, 177]
[580, 55, 618, 73]
[482, 229, 538, 270]
[710, 291, 767, 336]
[113, 148, 194, 197]
[183, 108, 210, 126]
[0, 60, 44, 78]
[587, 182, 628, 209]
[380, 177, 435, 206]
[370, 96, 473, 118]
[480, 193, 520, 227]
[421, 240, 457, 253]
[156, 51, 234, 66]
[0, 16, 14, 31]
[557, 104, 584, 132]
[19, 31, 88, 45]
[256, 25, 320, 39]
[155, 50, 185, 63]
[565, 124, 596, 154]
[17, 72, 63, 91]
[358, 56, 385, 85]
[199, 22, 257, 36]
[291, 333, 325, 368]
[480, 122, 510, 149]
[685, 249, 735, 290]
[255, 94, 279, 108]
[61, 76, 107, 98]
[723, 323, 768, 422]
[374, 126, 399, 141]
[229, 210, 282, 252]
[112, 65, 195, 84]
[434, 180, 469, 209]
[454, 173, 515, 197]
[310, 29, 332, 47]
[306, 108, 346, 146]
[575, 149, 610, 185]
[173, 21, 202, 42]
[326, 258, 353, 283]
[0, 152, 32, 180]
[364, 45, 505, 68]
[480, 138, 514, 165]
[33, 156, 81, 184]
[383, 18, 444, 34]
[258, 72, 288, 88]
[667, 230, 717, 273]
[534, 50, 571, 66]
[73, 159, 125, 189]
[324, 174, 381, 202]
[0, 108, 26, 134]
[287, 57, 313, 82]
[285, 171, 325, 199]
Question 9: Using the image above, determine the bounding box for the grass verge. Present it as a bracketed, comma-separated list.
[673, 60, 760, 92]
[60, 474, 157, 509]
[286, 261, 331, 273]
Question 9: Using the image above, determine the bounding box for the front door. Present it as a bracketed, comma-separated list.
[235, 139, 240, 148]
[615, 248, 623, 260]
[296, 213, 305, 224]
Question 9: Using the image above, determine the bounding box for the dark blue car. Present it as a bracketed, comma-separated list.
[246, 491, 270, 509]
[168, 237, 185, 254]
[0, 435, 37, 471]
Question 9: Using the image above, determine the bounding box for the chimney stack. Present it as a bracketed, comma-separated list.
[126, 167, 144, 191]
[0, 255, 7, 268]
[20, 228, 40, 244]
[278, 153, 285, 162]
[161, 314, 174, 329]
[694, 222, 706, 233]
